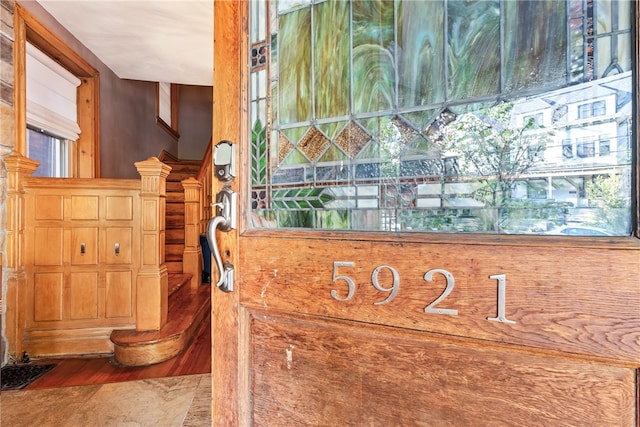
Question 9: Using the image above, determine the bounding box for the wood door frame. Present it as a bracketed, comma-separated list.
[211, 1, 640, 425]
[211, 1, 246, 425]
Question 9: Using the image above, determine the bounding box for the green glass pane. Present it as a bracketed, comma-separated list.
[314, 0, 350, 119]
[316, 210, 351, 229]
[317, 121, 346, 140]
[447, 0, 500, 99]
[356, 140, 380, 160]
[250, 210, 277, 228]
[358, 117, 382, 135]
[251, 119, 268, 185]
[319, 192, 334, 204]
[401, 135, 440, 158]
[402, 110, 439, 132]
[504, 1, 567, 93]
[278, 210, 314, 228]
[279, 7, 312, 124]
[398, 0, 445, 107]
[319, 144, 348, 162]
[281, 148, 309, 166]
[351, 210, 382, 230]
[281, 127, 308, 145]
[353, 0, 395, 114]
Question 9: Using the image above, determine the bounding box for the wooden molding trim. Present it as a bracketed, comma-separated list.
[15, 3, 101, 178]
[156, 83, 180, 140]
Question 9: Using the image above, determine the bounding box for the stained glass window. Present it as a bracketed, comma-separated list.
[249, 0, 633, 235]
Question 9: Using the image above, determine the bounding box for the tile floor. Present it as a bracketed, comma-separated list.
[0, 373, 211, 427]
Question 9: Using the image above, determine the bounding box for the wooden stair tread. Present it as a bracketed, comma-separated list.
[111, 285, 209, 346]
[110, 269, 210, 366]
[168, 273, 191, 296]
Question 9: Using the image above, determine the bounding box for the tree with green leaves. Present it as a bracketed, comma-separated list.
[586, 174, 630, 233]
[442, 102, 553, 231]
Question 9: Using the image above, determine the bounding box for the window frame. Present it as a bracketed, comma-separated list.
[155, 82, 180, 140]
[14, 3, 100, 178]
[26, 126, 70, 177]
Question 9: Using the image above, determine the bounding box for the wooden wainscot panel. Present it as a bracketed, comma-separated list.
[240, 237, 640, 363]
[70, 227, 99, 265]
[23, 327, 115, 357]
[248, 311, 636, 426]
[69, 272, 99, 320]
[34, 227, 63, 266]
[34, 195, 63, 220]
[105, 196, 134, 221]
[105, 271, 133, 319]
[33, 272, 64, 322]
[22, 179, 141, 357]
[69, 195, 99, 220]
[104, 227, 132, 265]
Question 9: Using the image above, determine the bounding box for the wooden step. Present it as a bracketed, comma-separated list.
[166, 228, 185, 243]
[166, 191, 185, 203]
[166, 181, 184, 193]
[110, 275, 210, 367]
[165, 260, 184, 274]
[166, 242, 185, 259]
[166, 202, 185, 216]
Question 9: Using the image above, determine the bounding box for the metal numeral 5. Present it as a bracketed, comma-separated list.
[331, 261, 355, 302]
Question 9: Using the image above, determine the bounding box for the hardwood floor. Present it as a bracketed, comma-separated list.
[24, 313, 211, 390]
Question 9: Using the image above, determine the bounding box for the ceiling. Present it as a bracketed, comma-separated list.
[37, 1, 213, 86]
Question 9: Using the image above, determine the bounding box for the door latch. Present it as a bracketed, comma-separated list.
[213, 140, 236, 182]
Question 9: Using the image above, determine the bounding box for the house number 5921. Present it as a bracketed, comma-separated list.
[331, 261, 516, 324]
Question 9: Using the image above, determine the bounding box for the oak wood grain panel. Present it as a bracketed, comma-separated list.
[23, 327, 115, 357]
[105, 196, 133, 221]
[34, 227, 63, 266]
[104, 227, 132, 265]
[105, 271, 133, 319]
[33, 272, 64, 321]
[69, 195, 99, 220]
[239, 236, 640, 363]
[70, 227, 98, 265]
[249, 311, 636, 426]
[69, 272, 99, 320]
[34, 195, 63, 220]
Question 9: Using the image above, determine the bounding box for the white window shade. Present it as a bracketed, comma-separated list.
[26, 42, 81, 141]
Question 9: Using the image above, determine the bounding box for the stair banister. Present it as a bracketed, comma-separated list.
[135, 157, 171, 331]
[181, 177, 202, 289]
[180, 139, 213, 289]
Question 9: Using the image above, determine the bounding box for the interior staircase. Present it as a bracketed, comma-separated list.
[110, 156, 211, 367]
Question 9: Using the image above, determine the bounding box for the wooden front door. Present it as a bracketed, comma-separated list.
[211, 1, 639, 425]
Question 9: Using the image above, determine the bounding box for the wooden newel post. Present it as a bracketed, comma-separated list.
[135, 157, 171, 331]
[4, 153, 39, 357]
[182, 177, 202, 289]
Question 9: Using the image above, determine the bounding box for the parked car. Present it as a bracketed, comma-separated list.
[545, 225, 614, 236]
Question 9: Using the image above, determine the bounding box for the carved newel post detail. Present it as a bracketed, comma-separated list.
[135, 157, 171, 331]
[4, 154, 39, 356]
[181, 177, 202, 289]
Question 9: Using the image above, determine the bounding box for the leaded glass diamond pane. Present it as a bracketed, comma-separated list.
[335, 122, 371, 159]
[297, 127, 330, 161]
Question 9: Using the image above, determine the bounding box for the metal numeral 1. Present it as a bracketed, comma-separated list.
[487, 274, 516, 324]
